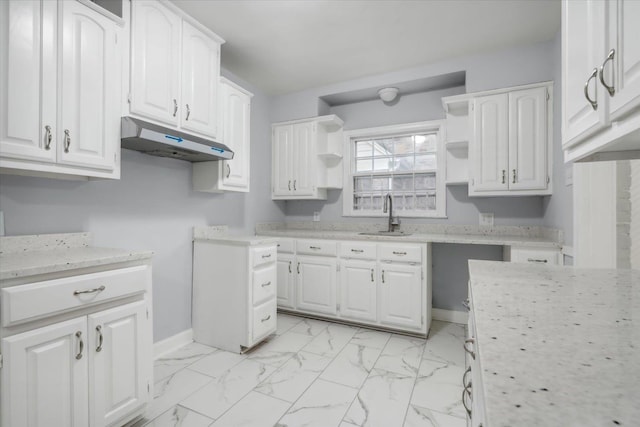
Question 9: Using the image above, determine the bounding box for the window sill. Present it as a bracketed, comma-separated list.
[343, 212, 448, 219]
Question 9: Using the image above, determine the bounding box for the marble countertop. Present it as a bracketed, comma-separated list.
[0, 233, 153, 281]
[468, 260, 640, 426]
[193, 226, 279, 246]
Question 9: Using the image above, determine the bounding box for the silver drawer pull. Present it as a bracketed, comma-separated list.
[63, 129, 71, 153]
[261, 281, 271, 287]
[462, 366, 471, 388]
[392, 251, 407, 255]
[75, 331, 84, 360]
[309, 246, 321, 250]
[464, 338, 475, 360]
[527, 258, 548, 263]
[74, 285, 106, 296]
[261, 315, 271, 322]
[288, 261, 292, 273]
[262, 254, 272, 259]
[96, 325, 103, 352]
[44, 125, 52, 150]
[462, 298, 470, 311]
[350, 249, 364, 253]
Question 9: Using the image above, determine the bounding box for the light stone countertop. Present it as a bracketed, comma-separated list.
[193, 226, 279, 246]
[0, 233, 153, 281]
[468, 260, 640, 426]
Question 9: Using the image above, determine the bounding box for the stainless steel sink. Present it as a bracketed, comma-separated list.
[358, 231, 412, 237]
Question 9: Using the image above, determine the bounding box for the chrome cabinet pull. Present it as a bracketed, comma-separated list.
[185, 103, 191, 120]
[462, 298, 470, 311]
[261, 281, 271, 287]
[173, 99, 178, 117]
[288, 180, 291, 191]
[381, 270, 385, 283]
[261, 315, 271, 322]
[226, 163, 231, 178]
[350, 249, 364, 253]
[309, 246, 321, 250]
[73, 285, 105, 296]
[297, 262, 300, 274]
[261, 253, 271, 259]
[527, 258, 548, 263]
[584, 68, 598, 110]
[288, 261, 292, 273]
[75, 331, 84, 360]
[370, 268, 374, 282]
[502, 169, 506, 184]
[96, 325, 103, 352]
[44, 125, 52, 150]
[392, 251, 407, 256]
[464, 338, 476, 360]
[599, 49, 616, 96]
[293, 180, 297, 190]
[63, 129, 71, 153]
[512, 169, 517, 184]
[463, 366, 471, 388]
[462, 385, 472, 417]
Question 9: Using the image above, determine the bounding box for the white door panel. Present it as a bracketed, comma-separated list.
[471, 94, 509, 192]
[379, 263, 421, 330]
[340, 260, 377, 322]
[296, 256, 337, 315]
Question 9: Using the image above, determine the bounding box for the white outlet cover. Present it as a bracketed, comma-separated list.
[313, 212, 320, 222]
[479, 212, 494, 227]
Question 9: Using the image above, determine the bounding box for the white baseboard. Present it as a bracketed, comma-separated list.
[154, 329, 193, 360]
[432, 309, 468, 325]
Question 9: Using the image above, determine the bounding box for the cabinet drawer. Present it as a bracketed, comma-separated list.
[296, 239, 337, 256]
[509, 247, 560, 265]
[276, 238, 295, 254]
[251, 299, 276, 344]
[339, 241, 377, 260]
[252, 264, 276, 306]
[378, 244, 422, 263]
[1, 265, 148, 327]
[252, 245, 277, 268]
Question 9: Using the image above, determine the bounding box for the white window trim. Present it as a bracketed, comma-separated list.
[342, 120, 447, 218]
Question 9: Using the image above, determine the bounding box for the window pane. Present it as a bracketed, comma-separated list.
[416, 194, 427, 210]
[427, 194, 437, 210]
[392, 175, 413, 191]
[393, 155, 414, 171]
[372, 194, 384, 210]
[373, 157, 393, 171]
[415, 154, 436, 170]
[393, 195, 405, 210]
[394, 137, 414, 155]
[372, 176, 390, 190]
[403, 195, 415, 210]
[355, 176, 372, 191]
[415, 134, 437, 153]
[415, 173, 436, 190]
[356, 141, 373, 158]
[356, 158, 372, 172]
[373, 140, 393, 156]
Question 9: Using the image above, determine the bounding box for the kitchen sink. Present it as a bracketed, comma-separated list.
[358, 231, 412, 236]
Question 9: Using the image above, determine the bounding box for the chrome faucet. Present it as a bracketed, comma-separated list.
[383, 193, 396, 232]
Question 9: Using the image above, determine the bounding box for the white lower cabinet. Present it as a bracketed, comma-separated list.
[276, 253, 296, 309]
[339, 259, 377, 323]
[296, 255, 337, 316]
[379, 263, 422, 330]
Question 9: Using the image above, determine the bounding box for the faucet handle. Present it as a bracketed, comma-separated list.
[391, 216, 400, 226]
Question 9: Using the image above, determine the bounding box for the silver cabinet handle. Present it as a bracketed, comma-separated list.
[288, 180, 291, 191]
[226, 163, 231, 178]
[381, 270, 385, 283]
[44, 125, 52, 150]
[173, 99, 178, 117]
[96, 325, 103, 352]
[350, 249, 364, 253]
[261, 315, 271, 322]
[512, 169, 517, 184]
[63, 129, 71, 153]
[599, 49, 616, 96]
[288, 261, 292, 273]
[392, 251, 407, 256]
[75, 331, 84, 360]
[261, 253, 271, 259]
[185, 103, 191, 120]
[462, 385, 472, 417]
[370, 268, 374, 282]
[297, 262, 300, 274]
[584, 68, 598, 110]
[73, 285, 105, 296]
[464, 338, 475, 360]
[261, 281, 271, 288]
[502, 169, 506, 184]
[463, 366, 471, 388]
[293, 180, 297, 190]
[309, 246, 321, 250]
[462, 298, 470, 311]
[527, 258, 548, 263]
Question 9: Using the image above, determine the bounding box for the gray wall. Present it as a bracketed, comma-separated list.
[0, 71, 285, 342]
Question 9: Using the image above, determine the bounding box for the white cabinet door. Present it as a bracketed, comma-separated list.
[272, 124, 293, 196]
[562, 0, 607, 145]
[220, 82, 251, 191]
[339, 259, 377, 322]
[379, 263, 422, 330]
[277, 254, 295, 309]
[180, 20, 220, 138]
[296, 255, 337, 315]
[293, 122, 315, 196]
[508, 87, 547, 191]
[470, 94, 509, 192]
[606, 0, 640, 120]
[89, 301, 150, 427]
[131, 0, 181, 126]
[58, 0, 117, 170]
[1, 317, 89, 427]
[0, 0, 57, 163]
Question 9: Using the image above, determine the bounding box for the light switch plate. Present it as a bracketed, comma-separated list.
[313, 211, 320, 222]
[479, 212, 494, 227]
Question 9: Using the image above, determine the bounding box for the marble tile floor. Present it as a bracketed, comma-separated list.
[131, 313, 467, 427]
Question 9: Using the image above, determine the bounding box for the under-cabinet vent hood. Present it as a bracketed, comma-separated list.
[121, 117, 233, 162]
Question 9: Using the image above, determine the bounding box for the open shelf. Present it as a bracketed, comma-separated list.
[318, 152, 343, 160]
[445, 140, 469, 150]
[446, 180, 468, 186]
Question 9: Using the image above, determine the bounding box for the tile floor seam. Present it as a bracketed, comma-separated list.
[400, 333, 430, 426]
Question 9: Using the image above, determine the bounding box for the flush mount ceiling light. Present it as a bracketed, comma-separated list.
[378, 87, 399, 102]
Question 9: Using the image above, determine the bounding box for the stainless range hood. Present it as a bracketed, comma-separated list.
[121, 116, 233, 162]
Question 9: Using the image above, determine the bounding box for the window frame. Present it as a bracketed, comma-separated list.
[342, 120, 447, 218]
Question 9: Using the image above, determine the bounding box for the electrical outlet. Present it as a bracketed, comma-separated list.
[313, 211, 320, 222]
[479, 212, 494, 227]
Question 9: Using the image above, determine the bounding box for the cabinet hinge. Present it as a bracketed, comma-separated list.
[127, 93, 131, 104]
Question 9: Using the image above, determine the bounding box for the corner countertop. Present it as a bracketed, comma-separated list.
[468, 260, 640, 426]
[0, 233, 153, 281]
[193, 226, 279, 246]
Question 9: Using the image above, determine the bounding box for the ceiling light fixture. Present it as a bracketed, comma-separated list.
[378, 87, 399, 103]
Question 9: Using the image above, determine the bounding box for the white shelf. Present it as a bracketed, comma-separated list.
[445, 140, 469, 150]
[318, 152, 343, 160]
[446, 180, 468, 186]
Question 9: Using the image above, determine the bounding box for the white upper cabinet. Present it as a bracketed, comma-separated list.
[192, 77, 252, 193]
[130, 0, 181, 126]
[562, 0, 640, 162]
[469, 83, 552, 196]
[129, 0, 223, 139]
[0, 0, 120, 179]
[271, 115, 344, 200]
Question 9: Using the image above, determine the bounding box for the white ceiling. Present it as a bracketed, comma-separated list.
[172, 0, 561, 96]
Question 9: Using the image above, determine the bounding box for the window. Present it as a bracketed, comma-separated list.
[343, 121, 446, 218]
